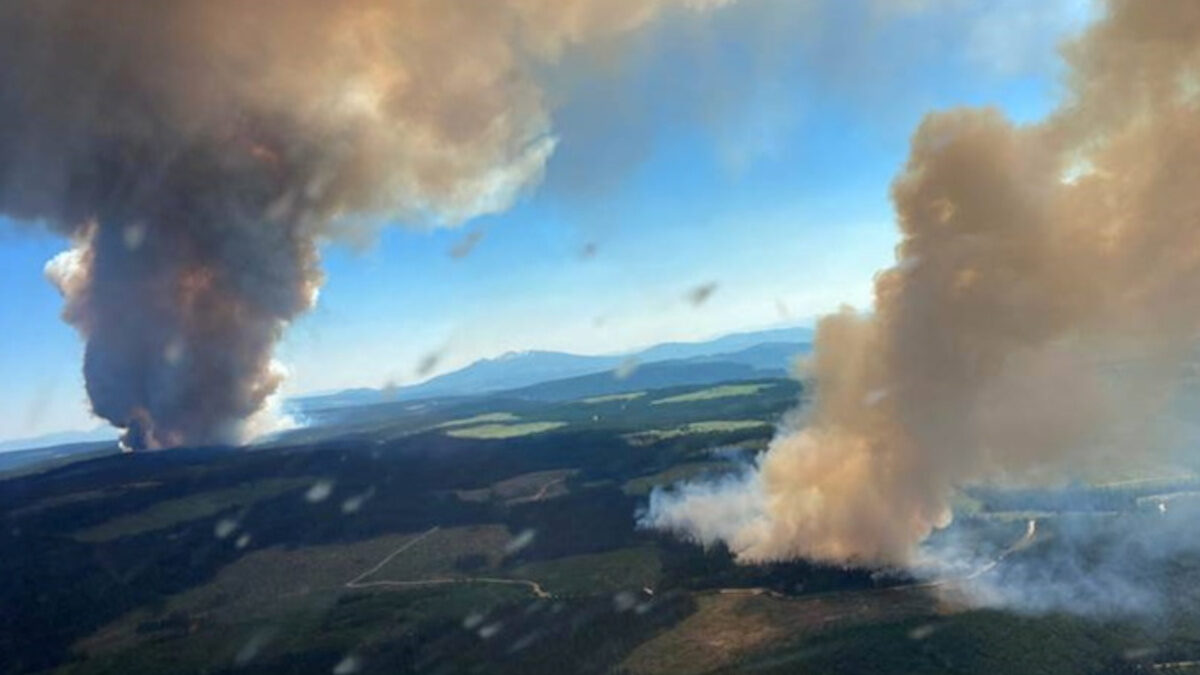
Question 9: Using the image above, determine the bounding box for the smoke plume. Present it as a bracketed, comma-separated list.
[644, 0, 1200, 566]
[0, 0, 727, 450]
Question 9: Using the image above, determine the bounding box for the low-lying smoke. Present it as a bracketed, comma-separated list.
[932, 509, 1200, 618]
[0, 0, 728, 450]
[644, 0, 1200, 566]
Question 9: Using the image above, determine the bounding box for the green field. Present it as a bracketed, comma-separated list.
[582, 392, 647, 404]
[444, 421, 567, 439]
[651, 383, 775, 405]
[435, 412, 520, 428]
[624, 420, 770, 446]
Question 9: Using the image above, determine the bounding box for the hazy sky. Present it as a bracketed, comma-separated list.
[0, 0, 1092, 441]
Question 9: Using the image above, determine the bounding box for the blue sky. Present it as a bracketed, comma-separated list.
[0, 0, 1093, 441]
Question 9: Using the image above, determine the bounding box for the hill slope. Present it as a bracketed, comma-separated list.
[293, 326, 812, 412]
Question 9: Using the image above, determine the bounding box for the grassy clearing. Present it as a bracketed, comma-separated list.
[73, 530, 423, 656]
[581, 392, 646, 404]
[623, 462, 738, 496]
[623, 420, 769, 446]
[444, 421, 566, 439]
[434, 412, 519, 428]
[65, 584, 535, 675]
[651, 383, 775, 405]
[457, 469, 577, 504]
[511, 546, 662, 596]
[622, 587, 940, 675]
[73, 478, 311, 542]
[363, 524, 513, 581]
[72, 529, 527, 664]
[722, 610, 1158, 675]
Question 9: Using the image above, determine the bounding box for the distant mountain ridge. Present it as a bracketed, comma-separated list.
[294, 326, 812, 411]
[632, 326, 813, 363]
[0, 427, 117, 454]
[0, 326, 814, 455]
[506, 342, 812, 402]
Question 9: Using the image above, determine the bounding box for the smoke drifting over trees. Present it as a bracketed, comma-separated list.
[0, 0, 727, 450]
[644, 0, 1200, 566]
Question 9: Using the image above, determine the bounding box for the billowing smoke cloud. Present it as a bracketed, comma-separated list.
[0, 0, 729, 450]
[644, 0, 1200, 566]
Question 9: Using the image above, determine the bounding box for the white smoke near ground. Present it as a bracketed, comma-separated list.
[926, 505, 1200, 617]
[643, 0, 1200, 584]
[643, 462, 769, 552]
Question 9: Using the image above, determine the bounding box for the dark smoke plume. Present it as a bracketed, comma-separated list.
[0, 0, 727, 450]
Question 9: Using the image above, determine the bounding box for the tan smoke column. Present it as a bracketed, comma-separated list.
[644, 0, 1200, 565]
[0, 0, 728, 450]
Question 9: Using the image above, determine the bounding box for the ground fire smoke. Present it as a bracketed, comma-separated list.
[644, 0, 1200, 566]
[0, 0, 726, 450]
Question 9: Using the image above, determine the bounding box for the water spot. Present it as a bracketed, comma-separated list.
[931, 197, 957, 224]
[236, 533, 252, 549]
[580, 242, 598, 259]
[613, 357, 639, 380]
[416, 349, 443, 377]
[305, 480, 334, 503]
[896, 254, 922, 273]
[505, 529, 537, 555]
[863, 388, 889, 407]
[122, 222, 146, 250]
[305, 166, 333, 200]
[462, 611, 485, 630]
[234, 627, 278, 666]
[342, 487, 376, 515]
[449, 230, 485, 259]
[263, 191, 295, 223]
[686, 282, 718, 306]
[1124, 646, 1158, 661]
[612, 591, 637, 612]
[908, 623, 937, 640]
[478, 621, 503, 639]
[163, 337, 185, 366]
[507, 630, 543, 654]
[332, 654, 362, 674]
[214, 518, 239, 539]
[775, 298, 792, 319]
